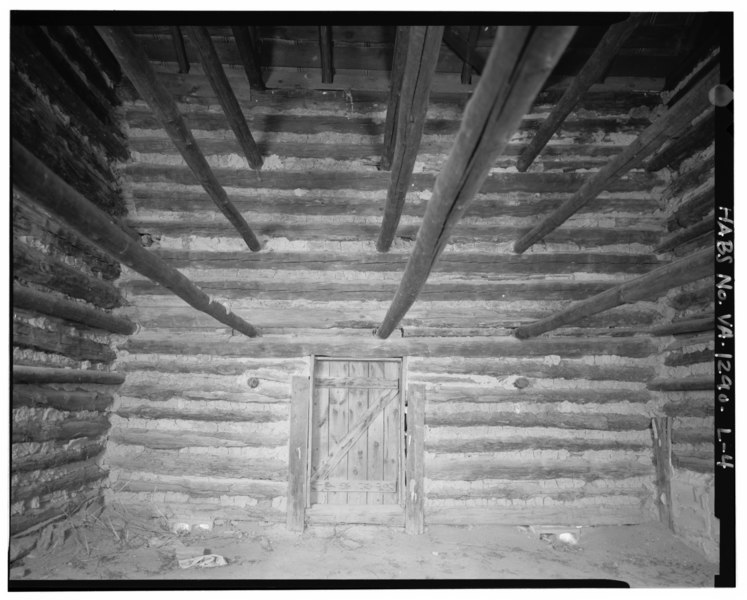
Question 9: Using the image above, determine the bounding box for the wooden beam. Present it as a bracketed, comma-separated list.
[460, 26, 481, 85]
[13, 385, 114, 412]
[376, 26, 577, 338]
[514, 247, 713, 339]
[652, 417, 674, 531]
[513, 65, 719, 254]
[376, 26, 444, 252]
[13, 365, 124, 385]
[12, 140, 260, 338]
[318, 26, 334, 84]
[95, 26, 262, 251]
[405, 383, 425, 535]
[516, 14, 645, 172]
[442, 26, 486, 76]
[380, 26, 410, 171]
[170, 26, 190, 74]
[655, 215, 713, 254]
[648, 376, 714, 392]
[184, 26, 263, 169]
[13, 284, 136, 335]
[287, 376, 310, 532]
[231, 26, 265, 90]
[646, 110, 715, 172]
[649, 316, 714, 337]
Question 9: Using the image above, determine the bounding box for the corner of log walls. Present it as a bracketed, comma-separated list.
[11, 26, 130, 540]
[648, 128, 717, 560]
[106, 55, 687, 530]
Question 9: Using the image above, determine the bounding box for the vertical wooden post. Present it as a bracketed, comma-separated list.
[170, 26, 190, 74]
[96, 25, 262, 251]
[319, 26, 334, 84]
[231, 26, 265, 90]
[185, 25, 263, 169]
[460, 26, 480, 84]
[380, 26, 410, 171]
[287, 376, 311, 532]
[512, 65, 719, 254]
[515, 14, 645, 172]
[652, 417, 674, 531]
[405, 383, 425, 534]
[376, 27, 576, 338]
[376, 25, 444, 252]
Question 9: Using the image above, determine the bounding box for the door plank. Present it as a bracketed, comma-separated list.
[314, 377, 399, 389]
[311, 479, 397, 493]
[311, 387, 399, 483]
[310, 359, 329, 504]
[326, 360, 349, 504]
[367, 361, 386, 505]
[347, 361, 369, 504]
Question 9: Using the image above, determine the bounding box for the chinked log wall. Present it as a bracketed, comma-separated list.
[11, 26, 131, 539]
[647, 110, 717, 559]
[112, 48, 671, 528]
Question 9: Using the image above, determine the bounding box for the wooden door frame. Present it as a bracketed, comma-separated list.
[287, 356, 424, 533]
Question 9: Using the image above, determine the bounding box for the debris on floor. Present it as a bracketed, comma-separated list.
[9, 517, 718, 586]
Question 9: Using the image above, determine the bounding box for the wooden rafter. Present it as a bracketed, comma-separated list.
[515, 14, 645, 173]
[376, 25, 444, 253]
[96, 25, 262, 251]
[380, 26, 410, 171]
[514, 247, 713, 339]
[170, 26, 190, 73]
[376, 26, 577, 338]
[319, 26, 334, 84]
[461, 26, 481, 84]
[231, 25, 265, 90]
[13, 284, 136, 336]
[12, 139, 260, 338]
[185, 26, 263, 169]
[513, 65, 719, 255]
[443, 26, 486, 77]
[646, 110, 715, 172]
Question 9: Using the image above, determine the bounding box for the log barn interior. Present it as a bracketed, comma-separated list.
[9, 14, 729, 586]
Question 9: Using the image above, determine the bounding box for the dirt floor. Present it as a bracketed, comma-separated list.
[9, 510, 718, 587]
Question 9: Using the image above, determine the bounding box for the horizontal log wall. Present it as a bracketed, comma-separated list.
[107, 63, 679, 530]
[11, 27, 129, 539]
[648, 126, 716, 560]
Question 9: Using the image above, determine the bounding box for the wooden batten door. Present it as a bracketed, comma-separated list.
[305, 357, 407, 526]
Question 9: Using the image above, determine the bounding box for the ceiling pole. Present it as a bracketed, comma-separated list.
[514, 247, 713, 339]
[376, 26, 577, 339]
[185, 26, 263, 169]
[231, 25, 265, 90]
[515, 14, 645, 173]
[170, 25, 190, 73]
[646, 110, 715, 172]
[442, 26, 486, 76]
[12, 140, 261, 338]
[319, 26, 334, 83]
[513, 65, 718, 254]
[460, 26, 481, 84]
[380, 26, 410, 172]
[96, 25, 262, 251]
[376, 25, 444, 253]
